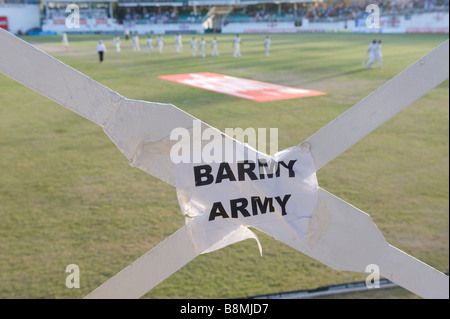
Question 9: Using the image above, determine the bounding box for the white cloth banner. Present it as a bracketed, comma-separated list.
[174, 137, 319, 255]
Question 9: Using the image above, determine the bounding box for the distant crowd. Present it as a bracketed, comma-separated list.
[227, 0, 449, 23]
[304, 0, 449, 21]
[43, 0, 449, 26]
[120, 7, 205, 24]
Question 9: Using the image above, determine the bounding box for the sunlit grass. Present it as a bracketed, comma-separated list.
[0, 33, 448, 298]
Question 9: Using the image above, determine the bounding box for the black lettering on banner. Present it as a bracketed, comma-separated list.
[209, 202, 230, 221]
[216, 162, 237, 184]
[208, 195, 292, 221]
[230, 198, 251, 218]
[192, 160, 298, 186]
[275, 194, 291, 216]
[251, 196, 275, 215]
[276, 160, 297, 178]
[237, 160, 258, 181]
[258, 159, 275, 179]
[194, 165, 214, 187]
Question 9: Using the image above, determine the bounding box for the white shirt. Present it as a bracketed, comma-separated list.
[97, 43, 106, 52]
[62, 33, 68, 45]
[368, 42, 377, 57]
[375, 43, 382, 57]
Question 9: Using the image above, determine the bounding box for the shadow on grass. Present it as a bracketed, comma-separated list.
[298, 68, 368, 86]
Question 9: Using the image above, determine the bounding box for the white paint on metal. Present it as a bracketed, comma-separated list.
[85, 226, 198, 299]
[284, 188, 449, 299]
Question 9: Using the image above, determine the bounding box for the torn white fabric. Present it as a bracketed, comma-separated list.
[174, 135, 318, 255]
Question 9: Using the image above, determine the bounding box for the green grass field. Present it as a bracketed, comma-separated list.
[0, 33, 448, 299]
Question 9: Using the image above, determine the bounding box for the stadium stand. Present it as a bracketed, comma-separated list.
[1, 0, 448, 34]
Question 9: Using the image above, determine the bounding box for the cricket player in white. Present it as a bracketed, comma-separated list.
[132, 32, 141, 52]
[211, 37, 219, 57]
[113, 35, 121, 53]
[200, 38, 206, 58]
[157, 35, 164, 54]
[146, 36, 153, 54]
[375, 40, 382, 69]
[366, 39, 377, 69]
[233, 34, 241, 58]
[175, 33, 182, 54]
[191, 37, 197, 57]
[96, 40, 106, 63]
[62, 32, 69, 52]
[264, 35, 271, 57]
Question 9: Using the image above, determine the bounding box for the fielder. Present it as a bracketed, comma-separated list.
[132, 32, 141, 52]
[175, 33, 183, 54]
[62, 32, 69, 52]
[211, 37, 219, 57]
[264, 35, 271, 57]
[146, 36, 153, 54]
[375, 40, 382, 69]
[113, 35, 121, 53]
[366, 39, 377, 69]
[157, 35, 164, 54]
[233, 34, 242, 58]
[191, 37, 197, 57]
[200, 38, 206, 58]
